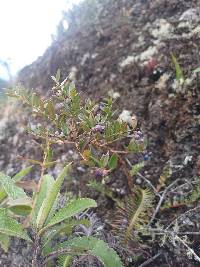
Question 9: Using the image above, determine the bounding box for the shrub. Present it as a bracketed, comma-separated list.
[0, 72, 147, 266]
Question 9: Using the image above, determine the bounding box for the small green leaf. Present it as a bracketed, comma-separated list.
[31, 93, 41, 109]
[60, 120, 69, 136]
[45, 101, 56, 120]
[12, 166, 33, 182]
[0, 208, 31, 242]
[100, 152, 110, 168]
[127, 139, 146, 153]
[108, 154, 118, 170]
[171, 53, 184, 83]
[44, 198, 97, 229]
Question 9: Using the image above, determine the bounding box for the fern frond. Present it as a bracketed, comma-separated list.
[187, 181, 200, 204]
[162, 180, 200, 209]
[156, 164, 172, 192]
[112, 186, 154, 245]
[57, 255, 72, 267]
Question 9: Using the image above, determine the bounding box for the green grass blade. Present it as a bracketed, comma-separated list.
[171, 53, 184, 82]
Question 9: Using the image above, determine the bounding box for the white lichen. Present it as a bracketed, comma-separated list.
[151, 19, 172, 40]
[179, 8, 200, 23]
[118, 110, 132, 124]
[119, 55, 135, 68]
[137, 46, 158, 62]
[81, 52, 90, 65]
[108, 89, 120, 99]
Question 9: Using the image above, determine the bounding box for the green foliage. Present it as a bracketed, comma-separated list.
[0, 166, 32, 202]
[130, 162, 144, 176]
[31, 174, 55, 226]
[163, 180, 200, 209]
[0, 168, 33, 252]
[36, 164, 71, 229]
[0, 233, 10, 252]
[12, 166, 33, 182]
[112, 186, 154, 245]
[187, 181, 200, 203]
[0, 208, 31, 242]
[0, 172, 27, 200]
[57, 255, 72, 267]
[171, 53, 185, 84]
[157, 164, 172, 192]
[45, 198, 97, 229]
[46, 236, 123, 267]
[3, 72, 149, 266]
[108, 153, 118, 170]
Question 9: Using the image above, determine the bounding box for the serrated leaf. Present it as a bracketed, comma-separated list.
[44, 198, 97, 229]
[127, 139, 146, 153]
[46, 236, 123, 267]
[0, 233, 10, 252]
[0, 208, 31, 242]
[113, 187, 154, 245]
[57, 255, 72, 267]
[36, 164, 71, 229]
[0, 172, 27, 200]
[0, 167, 32, 203]
[108, 154, 118, 170]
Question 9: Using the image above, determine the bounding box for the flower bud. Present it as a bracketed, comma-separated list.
[92, 124, 105, 134]
[94, 168, 109, 178]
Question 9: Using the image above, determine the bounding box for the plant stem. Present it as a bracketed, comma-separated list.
[32, 235, 42, 267]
